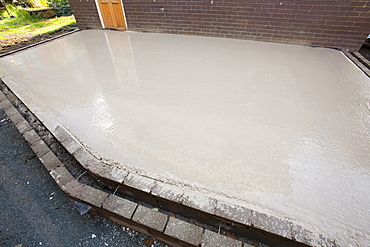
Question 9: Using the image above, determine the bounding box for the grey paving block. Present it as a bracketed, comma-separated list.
[64, 179, 84, 197]
[39, 151, 63, 171]
[353, 52, 370, 65]
[182, 191, 217, 215]
[53, 125, 69, 142]
[103, 194, 137, 219]
[15, 120, 32, 134]
[291, 224, 314, 246]
[202, 229, 242, 247]
[0, 99, 12, 109]
[31, 139, 50, 157]
[73, 147, 100, 169]
[87, 160, 102, 174]
[61, 134, 82, 154]
[151, 182, 184, 204]
[165, 217, 203, 246]
[251, 211, 293, 239]
[49, 166, 75, 189]
[0, 91, 6, 101]
[4, 105, 18, 116]
[215, 202, 252, 225]
[23, 129, 41, 145]
[98, 165, 128, 184]
[77, 184, 109, 208]
[124, 173, 156, 193]
[8, 112, 24, 125]
[132, 205, 168, 232]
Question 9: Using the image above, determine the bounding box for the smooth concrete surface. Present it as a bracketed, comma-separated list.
[1, 30, 370, 246]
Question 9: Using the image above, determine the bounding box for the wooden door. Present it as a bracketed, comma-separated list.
[97, 0, 127, 31]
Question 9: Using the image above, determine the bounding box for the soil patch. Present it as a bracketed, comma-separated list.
[0, 24, 77, 55]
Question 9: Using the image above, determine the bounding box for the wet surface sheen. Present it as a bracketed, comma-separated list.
[1, 30, 369, 246]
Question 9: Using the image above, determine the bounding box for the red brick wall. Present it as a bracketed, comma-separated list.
[69, 0, 102, 29]
[123, 0, 370, 51]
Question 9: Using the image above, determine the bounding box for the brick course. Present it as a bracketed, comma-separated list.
[69, 0, 102, 29]
[120, 0, 370, 51]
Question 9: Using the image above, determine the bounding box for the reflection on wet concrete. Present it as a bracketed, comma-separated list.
[1, 30, 369, 246]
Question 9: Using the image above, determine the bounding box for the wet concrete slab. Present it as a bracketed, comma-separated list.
[1, 30, 370, 246]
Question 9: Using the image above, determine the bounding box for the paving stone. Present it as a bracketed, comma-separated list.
[64, 179, 85, 197]
[0, 91, 6, 101]
[15, 120, 32, 134]
[215, 202, 252, 226]
[0, 99, 12, 109]
[124, 173, 156, 193]
[73, 147, 100, 169]
[49, 166, 75, 189]
[103, 194, 137, 219]
[87, 160, 102, 175]
[77, 184, 109, 208]
[165, 217, 203, 246]
[202, 229, 243, 247]
[61, 134, 82, 154]
[151, 182, 185, 204]
[39, 150, 63, 171]
[53, 125, 69, 142]
[98, 165, 128, 184]
[291, 224, 314, 246]
[354, 52, 370, 66]
[31, 139, 50, 157]
[8, 112, 24, 125]
[4, 105, 18, 116]
[23, 129, 41, 144]
[250, 211, 293, 239]
[182, 191, 217, 215]
[132, 205, 168, 232]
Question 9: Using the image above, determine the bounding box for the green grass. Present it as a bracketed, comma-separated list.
[0, 15, 76, 39]
[0, 3, 76, 52]
[0, 4, 76, 50]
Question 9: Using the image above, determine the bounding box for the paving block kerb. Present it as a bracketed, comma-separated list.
[132, 205, 168, 232]
[165, 217, 203, 246]
[31, 139, 50, 157]
[16, 120, 32, 134]
[0, 98, 12, 109]
[9, 112, 24, 125]
[23, 129, 41, 144]
[203, 229, 243, 247]
[39, 151, 63, 172]
[103, 194, 138, 219]
[0, 91, 6, 101]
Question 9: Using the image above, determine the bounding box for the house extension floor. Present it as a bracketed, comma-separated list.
[1, 30, 369, 246]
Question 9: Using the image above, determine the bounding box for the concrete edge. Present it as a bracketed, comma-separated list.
[0, 90, 248, 247]
[0, 88, 338, 246]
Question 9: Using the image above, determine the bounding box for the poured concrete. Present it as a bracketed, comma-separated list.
[1, 30, 370, 246]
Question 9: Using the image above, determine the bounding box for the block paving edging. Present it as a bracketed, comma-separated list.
[343, 51, 370, 77]
[0, 89, 337, 247]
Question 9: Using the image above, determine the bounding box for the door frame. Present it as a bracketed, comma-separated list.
[95, 0, 128, 30]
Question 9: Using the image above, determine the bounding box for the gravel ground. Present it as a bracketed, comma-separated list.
[0, 107, 168, 247]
